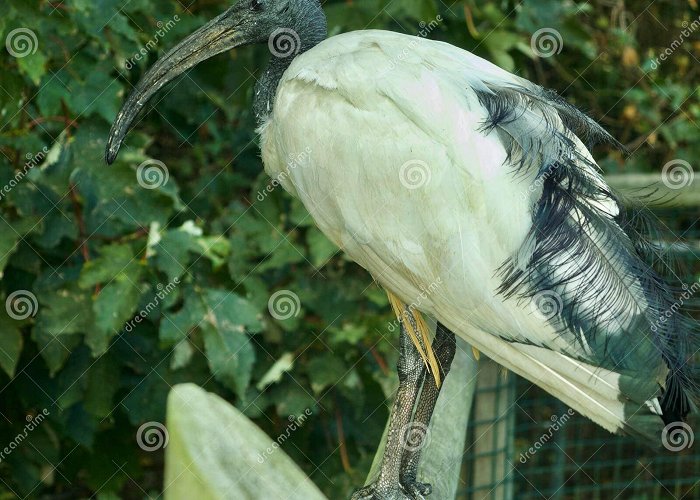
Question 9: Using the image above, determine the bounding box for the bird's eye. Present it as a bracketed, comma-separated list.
[251, 0, 263, 11]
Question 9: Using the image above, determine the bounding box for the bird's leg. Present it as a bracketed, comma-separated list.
[398, 322, 456, 498]
[352, 309, 427, 500]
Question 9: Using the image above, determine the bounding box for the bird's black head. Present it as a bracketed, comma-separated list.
[105, 0, 326, 164]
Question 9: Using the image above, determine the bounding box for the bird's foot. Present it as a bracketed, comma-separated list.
[400, 478, 432, 499]
[350, 480, 432, 500]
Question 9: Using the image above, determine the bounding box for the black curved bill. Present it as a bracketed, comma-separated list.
[105, 6, 245, 164]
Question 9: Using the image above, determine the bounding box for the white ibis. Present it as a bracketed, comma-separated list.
[106, 0, 699, 498]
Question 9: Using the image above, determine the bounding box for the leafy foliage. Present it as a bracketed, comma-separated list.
[0, 0, 697, 497]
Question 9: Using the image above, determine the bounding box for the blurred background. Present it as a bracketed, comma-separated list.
[0, 0, 698, 498]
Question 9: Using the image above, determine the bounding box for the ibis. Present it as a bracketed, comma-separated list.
[106, 0, 699, 498]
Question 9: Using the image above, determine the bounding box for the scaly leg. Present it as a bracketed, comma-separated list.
[352, 310, 427, 500]
[399, 322, 456, 497]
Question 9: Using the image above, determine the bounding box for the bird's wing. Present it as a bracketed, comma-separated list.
[418, 34, 699, 426]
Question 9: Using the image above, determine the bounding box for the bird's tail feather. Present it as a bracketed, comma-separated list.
[455, 324, 666, 443]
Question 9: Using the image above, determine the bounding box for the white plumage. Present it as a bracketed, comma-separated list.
[260, 30, 666, 438]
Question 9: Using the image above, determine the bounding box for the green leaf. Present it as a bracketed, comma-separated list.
[33, 329, 81, 376]
[17, 50, 47, 85]
[307, 228, 338, 268]
[160, 291, 206, 346]
[256, 352, 295, 391]
[79, 244, 137, 288]
[201, 323, 255, 395]
[203, 289, 263, 333]
[170, 340, 194, 370]
[200, 289, 261, 395]
[0, 232, 19, 279]
[153, 229, 198, 281]
[36, 286, 95, 337]
[0, 314, 23, 377]
[306, 353, 347, 394]
[90, 277, 143, 356]
[84, 355, 120, 417]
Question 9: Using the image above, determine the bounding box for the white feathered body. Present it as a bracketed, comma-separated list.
[259, 30, 668, 437]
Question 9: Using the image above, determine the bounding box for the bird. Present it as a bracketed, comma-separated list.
[105, 0, 699, 498]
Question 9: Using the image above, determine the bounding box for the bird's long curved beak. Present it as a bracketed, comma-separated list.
[105, 6, 246, 164]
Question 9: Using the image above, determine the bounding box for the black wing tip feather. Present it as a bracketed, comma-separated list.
[477, 82, 700, 427]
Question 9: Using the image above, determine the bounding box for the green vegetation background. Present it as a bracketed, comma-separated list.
[0, 0, 698, 498]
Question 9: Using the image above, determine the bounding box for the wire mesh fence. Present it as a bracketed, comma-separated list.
[462, 204, 700, 500]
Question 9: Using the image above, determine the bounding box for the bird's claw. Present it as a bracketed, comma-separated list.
[350, 480, 432, 500]
[350, 483, 403, 500]
[400, 479, 432, 499]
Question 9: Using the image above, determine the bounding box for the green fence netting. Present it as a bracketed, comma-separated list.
[463, 205, 700, 500]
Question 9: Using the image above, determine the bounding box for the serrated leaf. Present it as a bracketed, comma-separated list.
[201, 322, 254, 395]
[78, 244, 137, 288]
[203, 289, 262, 333]
[90, 277, 143, 356]
[160, 291, 206, 346]
[36, 286, 95, 337]
[17, 50, 47, 85]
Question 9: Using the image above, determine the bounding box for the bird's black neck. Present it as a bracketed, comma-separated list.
[253, 8, 327, 125]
